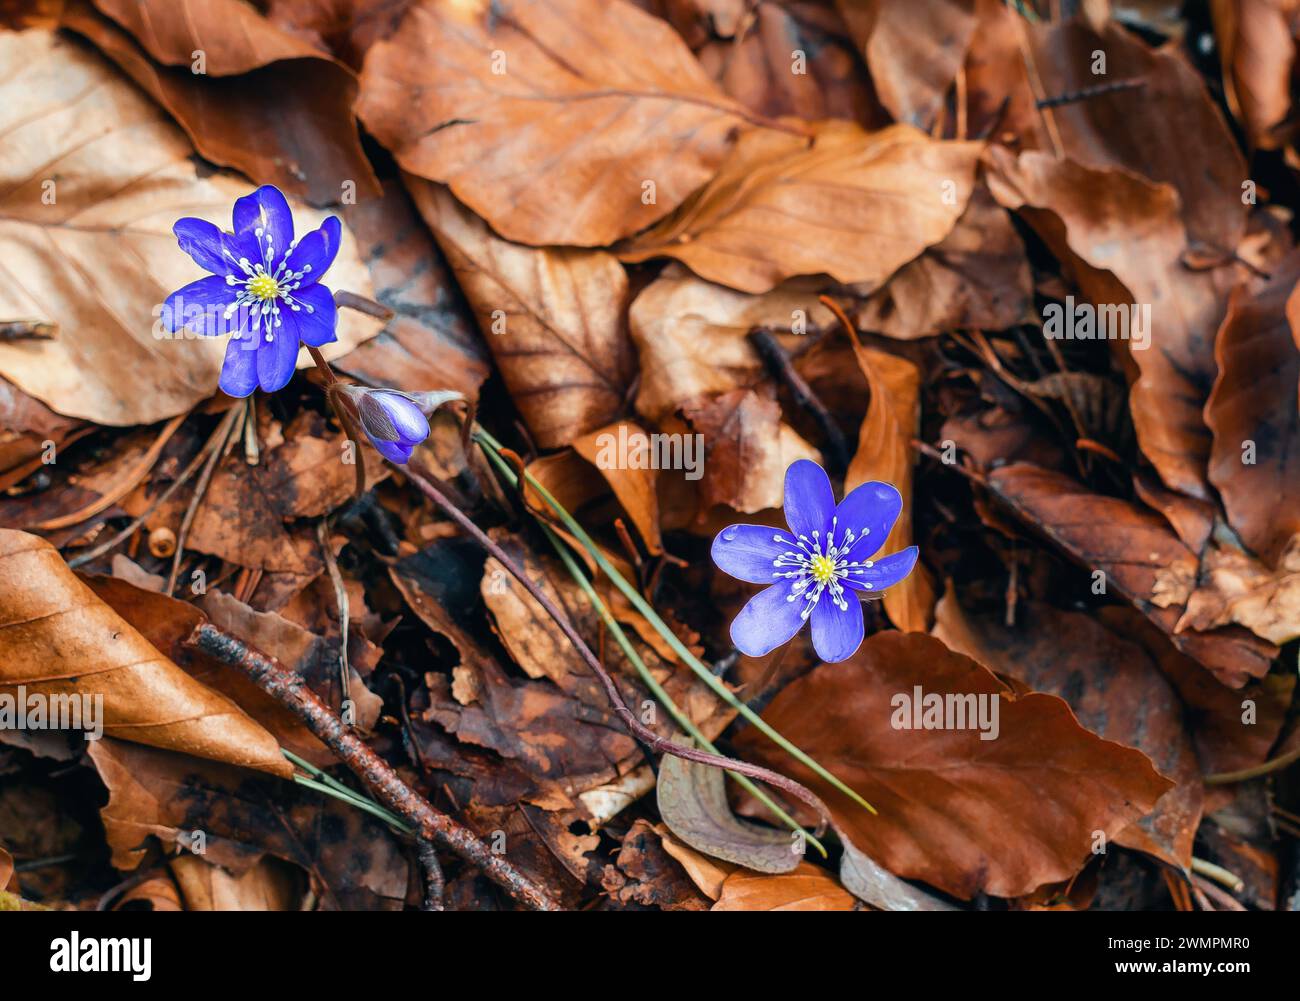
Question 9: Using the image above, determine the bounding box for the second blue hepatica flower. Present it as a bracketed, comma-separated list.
[163, 185, 340, 397]
[712, 459, 918, 663]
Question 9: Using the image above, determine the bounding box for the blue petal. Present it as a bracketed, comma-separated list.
[371, 437, 415, 464]
[289, 283, 338, 347]
[173, 218, 251, 277]
[833, 480, 902, 561]
[256, 310, 301, 392]
[162, 275, 239, 336]
[283, 216, 342, 281]
[233, 185, 294, 269]
[711, 524, 795, 585]
[729, 582, 809, 658]
[219, 333, 259, 398]
[810, 594, 865, 662]
[842, 546, 919, 592]
[781, 459, 834, 546]
[377, 392, 430, 445]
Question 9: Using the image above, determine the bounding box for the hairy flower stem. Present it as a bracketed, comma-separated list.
[541, 521, 827, 857]
[473, 427, 876, 816]
[402, 459, 834, 832]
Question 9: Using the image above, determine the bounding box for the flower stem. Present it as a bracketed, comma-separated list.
[472, 428, 876, 815]
[541, 522, 827, 857]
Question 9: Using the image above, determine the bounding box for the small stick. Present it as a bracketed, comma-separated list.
[186, 622, 561, 912]
[1036, 78, 1145, 110]
[1191, 874, 1246, 911]
[417, 841, 445, 912]
[334, 290, 396, 323]
[748, 326, 851, 474]
[243, 396, 260, 465]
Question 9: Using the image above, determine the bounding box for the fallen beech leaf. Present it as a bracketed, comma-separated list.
[604, 817, 710, 910]
[1179, 538, 1300, 646]
[933, 595, 1201, 870]
[656, 751, 802, 874]
[628, 271, 836, 423]
[986, 147, 1233, 500]
[1204, 251, 1300, 568]
[619, 122, 982, 294]
[853, 187, 1033, 339]
[410, 180, 634, 449]
[334, 180, 491, 401]
[656, 824, 736, 900]
[66, 0, 378, 204]
[0, 29, 381, 426]
[1213, 0, 1298, 150]
[736, 631, 1173, 899]
[573, 421, 664, 555]
[699, 2, 879, 123]
[0, 530, 290, 777]
[836, 0, 983, 129]
[843, 340, 933, 632]
[358, 0, 755, 246]
[985, 462, 1278, 687]
[87, 738, 409, 908]
[711, 862, 857, 911]
[681, 388, 821, 515]
[170, 854, 303, 911]
[1025, 18, 1247, 255]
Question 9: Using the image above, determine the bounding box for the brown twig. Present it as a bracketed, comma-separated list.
[186, 622, 561, 911]
[402, 458, 834, 834]
[333, 290, 396, 323]
[748, 326, 851, 474]
[417, 840, 445, 912]
[316, 518, 351, 717]
[1036, 78, 1145, 110]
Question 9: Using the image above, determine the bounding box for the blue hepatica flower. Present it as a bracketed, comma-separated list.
[712, 459, 919, 663]
[163, 185, 341, 397]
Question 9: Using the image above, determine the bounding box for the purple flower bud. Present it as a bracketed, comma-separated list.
[338, 386, 462, 465]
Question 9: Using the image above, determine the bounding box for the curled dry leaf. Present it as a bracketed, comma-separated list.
[1212, 0, 1299, 151]
[357, 0, 754, 247]
[1179, 538, 1300, 647]
[735, 631, 1172, 900]
[410, 180, 635, 449]
[655, 750, 802, 875]
[572, 421, 664, 555]
[0, 29, 381, 426]
[0, 530, 290, 777]
[619, 122, 982, 295]
[984, 462, 1279, 687]
[843, 339, 934, 632]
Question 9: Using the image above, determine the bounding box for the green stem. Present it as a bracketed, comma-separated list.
[284, 749, 414, 835]
[542, 522, 827, 858]
[473, 428, 875, 815]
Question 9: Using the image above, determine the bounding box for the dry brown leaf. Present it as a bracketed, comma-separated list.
[984, 462, 1278, 687]
[66, 0, 378, 204]
[835, 0, 984, 129]
[410, 179, 634, 449]
[357, 0, 755, 246]
[170, 854, 303, 911]
[1204, 251, 1300, 568]
[573, 420, 664, 555]
[0, 529, 290, 776]
[711, 862, 857, 911]
[1212, 0, 1299, 151]
[933, 595, 1202, 871]
[619, 122, 982, 294]
[736, 631, 1173, 899]
[628, 271, 836, 423]
[986, 147, 1232, 500]
[843, 341, 934, 631]
[0, 29, 380, 426]
[1179, 538, 1300, 645]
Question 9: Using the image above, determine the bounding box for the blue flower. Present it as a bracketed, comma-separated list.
[711, 459, 918, 663]
[163, 185, 341, 398]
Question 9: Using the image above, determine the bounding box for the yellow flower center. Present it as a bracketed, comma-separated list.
[247, 273, 281, 301]
[809, 554, 836, 585]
